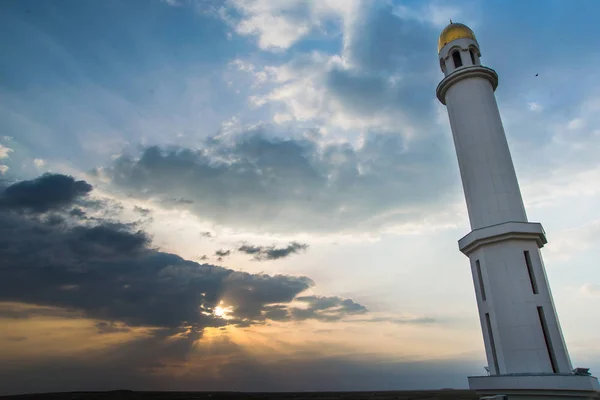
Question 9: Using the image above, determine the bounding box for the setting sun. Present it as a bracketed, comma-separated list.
[212, 304, 233, 319]
[213, 306, 225, 317]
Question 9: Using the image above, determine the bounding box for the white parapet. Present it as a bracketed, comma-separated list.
[469, 374, 600, 399]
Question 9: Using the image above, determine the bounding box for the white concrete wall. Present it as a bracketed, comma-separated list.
[440, 35, 575, 380]
[445, 76, 528, 230]
[470, 239, 572, 375]
[438, 33, 598, 399]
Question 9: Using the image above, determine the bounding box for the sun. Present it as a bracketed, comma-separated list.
[211, 301, 233, 319]
[213, 306, 226, 317]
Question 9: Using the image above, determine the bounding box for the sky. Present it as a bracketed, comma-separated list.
[1, 0, 600, 395]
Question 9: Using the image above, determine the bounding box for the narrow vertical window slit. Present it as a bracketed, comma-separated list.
[485, 313, 500, 374]
[476, 260, 486, 301]
[537, 306, 558, 373]
[524, 251, 538, 294]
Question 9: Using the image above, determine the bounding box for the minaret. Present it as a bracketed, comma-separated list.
[436, 23, 600, 399]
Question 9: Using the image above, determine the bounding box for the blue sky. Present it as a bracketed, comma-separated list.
[1, 0, 600, 395]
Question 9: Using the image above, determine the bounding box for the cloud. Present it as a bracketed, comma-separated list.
[94, 321, 131, 334]
[224, 0, 362, 51]
[579, 283, 600, 298]
[33, 159, 46, 168]
[392, 2, 465, 28]
[528, 102, 543, 112]
[98, 129, 459, 234]
[69, 207, 87, 218]
[0, 144, 11, 175]
[545, 220, 600, 261]
[343, 3, 433, 74]
[0, 144, 12, 159]
[361, 315, 437, 325]
[215, 249, 231, 257]
[238, 241, 308, 261]
[0, 302, 83, 320]
[288, 295, 367, 322]
[232, 1, 460, 137]
[71, 223, 151, 255]
[0, 173, 92, 213]
[133, 205, 151, 216]
[0, 173, 367, 334]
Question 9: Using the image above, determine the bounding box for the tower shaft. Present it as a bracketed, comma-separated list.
[436, 23, 600, 399]
[445, 73, 527, 230]
[438, 64, 571, 375]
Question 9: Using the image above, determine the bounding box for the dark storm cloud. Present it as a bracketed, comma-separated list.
[0, 303, 82, 320]
[238, 241, 308, 261]
[0, 175, 439, 396]
[69, 207, 87, 218]
[0, 174, 366, 333]
[100, 129, 457, 233]
[95, 321, 131, 334]
[0, 212, 312, 331]
[0, 173, 92, 213]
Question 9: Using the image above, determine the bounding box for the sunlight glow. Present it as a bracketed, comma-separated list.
[213, 306, 226, 317]
[212, 303, 234, 319]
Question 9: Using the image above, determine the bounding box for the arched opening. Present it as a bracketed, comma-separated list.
[470, 48, 476, 65]
[440, 58, 446, 73]
[452, 50, 462, 68]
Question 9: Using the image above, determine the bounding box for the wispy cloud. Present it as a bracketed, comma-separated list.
[579, 283, 600, 298]
[546, 220, 600, 261]
[528, 101, 543, 112]
[223, 0, 362, 51]
[0, 144, 13, 159]
[238, 241, 308, 260]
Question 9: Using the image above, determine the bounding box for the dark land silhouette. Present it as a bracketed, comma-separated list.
[0, 389, 478, 400]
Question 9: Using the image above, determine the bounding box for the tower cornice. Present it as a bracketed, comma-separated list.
[458, 221, 547, 256]
[436, 66, 498, 105]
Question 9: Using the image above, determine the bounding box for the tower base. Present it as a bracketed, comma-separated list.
[469, 374, 600, 400]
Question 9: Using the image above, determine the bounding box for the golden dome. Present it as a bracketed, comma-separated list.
[438, 22, 477, 53]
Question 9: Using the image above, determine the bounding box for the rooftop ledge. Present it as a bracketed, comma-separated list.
[469, 373, 600, 394]
[436, 65, 498, 105]
[458, 221, 547, 256]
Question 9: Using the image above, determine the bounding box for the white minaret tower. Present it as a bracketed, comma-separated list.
[436, 22, 600, 400]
